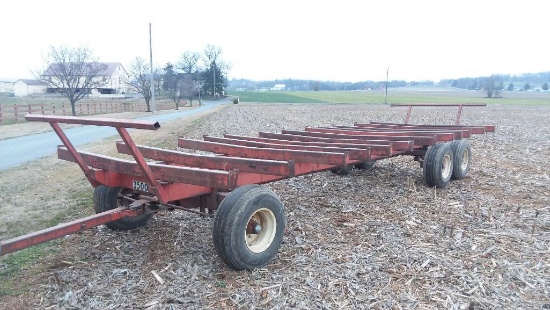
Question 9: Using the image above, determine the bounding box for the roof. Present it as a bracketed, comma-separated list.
[42, 62, 126, 77]
[15, 79, 47, 86]
[98, 62, 126, 76]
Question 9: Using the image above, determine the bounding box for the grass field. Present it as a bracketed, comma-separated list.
[3, 88, 548, 107]
[229, 87, 550, 105]
[229, 91, 327, 103]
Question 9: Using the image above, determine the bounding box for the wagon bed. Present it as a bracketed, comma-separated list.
[0, 104, 494, 270]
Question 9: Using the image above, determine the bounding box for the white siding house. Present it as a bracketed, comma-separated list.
[271, 84, 286, 91]
[13, 79, 47, 97]
[93, 62, 130, 95]
[42, 62, 130, 96]
[0, 80, 14, 93]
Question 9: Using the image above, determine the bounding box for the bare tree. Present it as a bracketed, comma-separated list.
[36, 46, 107, 116]
[178, 51, 200, 74]
[201, 45, 231, 99]
[129, 57, 152, 112]
[179, 73, 195, 107]
[178, 51, 201, 106]
[483, 75, 503, 98]
[203, 45, 222, 66]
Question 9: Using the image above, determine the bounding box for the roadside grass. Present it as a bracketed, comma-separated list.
[1, 189, 93, 240]
[44, 189, 94, 229]
[0, 119, 16, 126]
[0, 189, 94, 297]
[0, 244, 52, 297]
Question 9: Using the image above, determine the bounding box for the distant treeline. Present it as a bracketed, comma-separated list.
[440, 72, 550, 90]
[228, 78, 435, 91]
[229, 71, 550, 91]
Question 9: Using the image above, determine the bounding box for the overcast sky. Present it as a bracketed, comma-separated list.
[2, 0, 549, 82]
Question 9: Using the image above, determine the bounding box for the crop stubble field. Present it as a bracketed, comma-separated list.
[0, 99, 549, 309]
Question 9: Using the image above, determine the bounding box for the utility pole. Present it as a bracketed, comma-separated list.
[149, 23, 155, 112]
[384, 66, 389, 105]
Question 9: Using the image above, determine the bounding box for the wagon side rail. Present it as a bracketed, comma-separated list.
[390, 103, 487, 125]
[24, 114, 167, 200]
[114, 142, 301, 188]
[351, 123, 496, 134]
[177, 138, 353, 177]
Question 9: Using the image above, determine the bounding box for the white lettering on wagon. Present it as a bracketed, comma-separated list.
[132, 180, 149, 192]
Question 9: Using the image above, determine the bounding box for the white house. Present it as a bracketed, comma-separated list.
[92, 62, 130, 95]
[270, 84, 286, 91]
[13, 79, 47, 97]
[42, 62, 130, 95]
[0, 80, 14, 93]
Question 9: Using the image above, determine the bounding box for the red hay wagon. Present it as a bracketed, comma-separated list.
[0, 104, 494, 270]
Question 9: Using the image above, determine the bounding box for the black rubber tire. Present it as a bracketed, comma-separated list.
[330, 165, 352, 175]
[212, 184, 285, 270]
[354, 161, 376, 170]
[423, 143, 453, 188]
[211, 185, 260, 267]
[449, 140, 472, 180]
[93, 185, 153, 230]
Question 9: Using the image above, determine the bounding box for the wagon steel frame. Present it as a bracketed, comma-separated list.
[0, 104, 494, 269]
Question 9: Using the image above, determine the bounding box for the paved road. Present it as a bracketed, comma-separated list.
[0, 98, 231, 171]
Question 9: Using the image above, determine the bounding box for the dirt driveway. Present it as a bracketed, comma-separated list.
[0, 103, 549, 309]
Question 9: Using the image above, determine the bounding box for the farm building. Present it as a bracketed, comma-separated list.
[42, 62, 130, 96]
[271, 83, 286, 91]
[13, 79, 47, 97]
[0, 80, 14, 93]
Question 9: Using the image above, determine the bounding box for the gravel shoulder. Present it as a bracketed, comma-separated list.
[1, 103, 549, 309]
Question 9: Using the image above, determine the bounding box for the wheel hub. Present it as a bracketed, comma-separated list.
[253, 224, 262, 234]
[246, 220, 262, 234]
[245, 208, 276, 253]
[461, 149, 469, 170]
[442, 154, 452, 178]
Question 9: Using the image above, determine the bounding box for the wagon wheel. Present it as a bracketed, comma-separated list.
[94, 185, 153, 230]
[212, 184, 285, 270]
[330, 165, 352, 175]
[423, 143, 453, 188]
[354, 160, 376, 170]
[449, 140, 472, 180]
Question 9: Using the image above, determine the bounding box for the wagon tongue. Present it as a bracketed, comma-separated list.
[127, 198, 150, 210]
[0, 205, 142, 257]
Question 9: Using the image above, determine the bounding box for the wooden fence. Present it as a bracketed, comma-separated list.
[0, 100, 184, 124]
